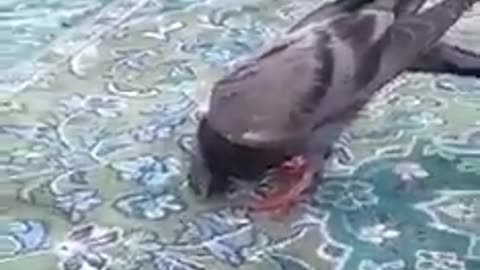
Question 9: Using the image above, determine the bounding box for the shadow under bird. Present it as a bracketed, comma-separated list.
[187, 0, 480, 215]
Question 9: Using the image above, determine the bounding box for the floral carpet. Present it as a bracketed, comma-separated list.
[2, 0, 480, 270]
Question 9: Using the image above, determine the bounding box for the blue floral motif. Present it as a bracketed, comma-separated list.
[152, 255, 205, 270]
[108, 229, 163, 270]
[54, 188, 102, 224]
[314, 180, 379, 211]
[171, 208, 308, 268]
[132, 124, 175, 143]
[113, 192, 185, 220]
[58, 93, 127, 118]
[112, 154, 181, 191]
[180, 30, 257, 68]
[131, 92, 195, 143]
[55, 224, 121, 270]
[181, 15, 274, 69]
[0, 220, 50, 259]
[105, 209, 311, 270]
[108, 228, 205, 270]
[139, 91, 195, 119]
[153, 60, 196, 86]
[198, 8, 276, 53]
[172, 208, 254, 267]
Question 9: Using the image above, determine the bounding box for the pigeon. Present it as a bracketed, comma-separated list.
[187, 0, 480, 214]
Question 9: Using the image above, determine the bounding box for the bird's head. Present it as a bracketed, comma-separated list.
[187, 116, 287, 198]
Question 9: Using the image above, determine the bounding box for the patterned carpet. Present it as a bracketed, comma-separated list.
[2, 1, 480, 269]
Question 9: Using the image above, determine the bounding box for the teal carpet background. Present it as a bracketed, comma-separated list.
[2, 1, 480, 269]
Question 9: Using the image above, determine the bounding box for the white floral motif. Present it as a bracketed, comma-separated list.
[113, 155, 181, 190]
[55, 224, 121, 270]
[143, 194, 184, 219]
[415, 250, 465, 270]
[393, 162, 430, 182]
[359, 259, 405, 270]
[114, 192, 185, 220]
[315, 180, 379, 211]
[415, 191, 480, 259]
[437, 198, 480, 223]
[409, 111, 445, 126]
[358, 223, 400, 245]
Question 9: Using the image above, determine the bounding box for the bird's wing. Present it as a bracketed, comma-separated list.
[312, 0, 477, 127]
[290, 0, 480, 78]
[206, 8, 395, 149]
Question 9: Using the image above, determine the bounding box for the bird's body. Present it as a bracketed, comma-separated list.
[188, 0, 480, 214]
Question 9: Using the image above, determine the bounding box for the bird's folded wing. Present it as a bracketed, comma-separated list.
[313, 0, 477, 126]
[360, 0, 476, 93]
[290, 0, 480, 78]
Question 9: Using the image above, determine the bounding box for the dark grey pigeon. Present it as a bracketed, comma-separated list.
[187, 0, 480, 210]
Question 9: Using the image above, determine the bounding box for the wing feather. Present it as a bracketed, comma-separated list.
[313, 0, 476, 127]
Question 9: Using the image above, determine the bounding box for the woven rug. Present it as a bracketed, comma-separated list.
[2, 1, 480, 269]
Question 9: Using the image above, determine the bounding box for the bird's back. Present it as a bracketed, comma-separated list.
[206, 10, 392, 151]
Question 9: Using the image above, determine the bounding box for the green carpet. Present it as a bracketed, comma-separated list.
[2, 0, 480, 269]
